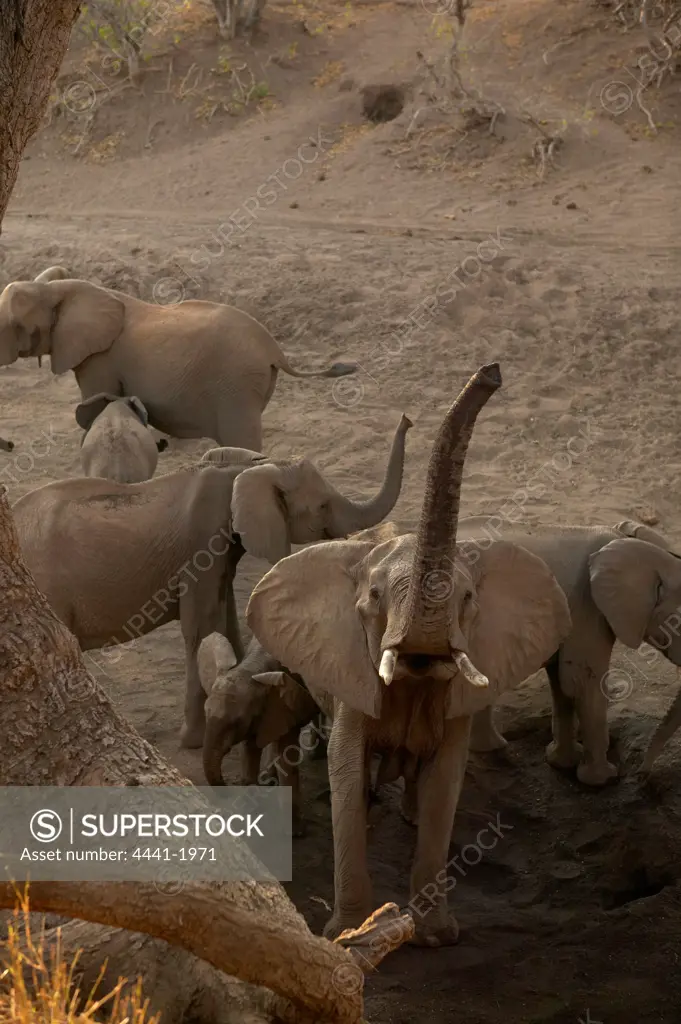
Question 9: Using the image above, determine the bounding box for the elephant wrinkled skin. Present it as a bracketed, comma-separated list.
[0, 269, 359, 449]
[458, 517, 681, 783]
[246, 364, 571, 947]
[77, 392, 168, 483]
[12, 415, 410, 748]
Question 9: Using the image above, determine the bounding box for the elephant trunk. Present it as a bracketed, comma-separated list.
[385, 364, 502, 657]
[202, 720, 233, 786]
[328, 414, 413, 535]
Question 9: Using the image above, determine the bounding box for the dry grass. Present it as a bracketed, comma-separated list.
[0, 891, 154, 1024]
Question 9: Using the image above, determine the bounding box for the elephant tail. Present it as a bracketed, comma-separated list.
[642, 685, 681, 772]
[275, 354, 357, 379]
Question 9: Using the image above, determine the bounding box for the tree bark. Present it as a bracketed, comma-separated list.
[0, 0, 83, 232]
[0, 486, 408, 1024]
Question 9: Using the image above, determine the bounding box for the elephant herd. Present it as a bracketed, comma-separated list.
[2, 266, 681, 948]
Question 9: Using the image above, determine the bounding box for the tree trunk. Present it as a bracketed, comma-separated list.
[0, 488, 412, 1023]
[0, 0, 83, 232]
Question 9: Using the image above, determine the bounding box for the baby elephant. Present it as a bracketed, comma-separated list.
[198, 633, 320, 836]
[76, 393, 168, 484]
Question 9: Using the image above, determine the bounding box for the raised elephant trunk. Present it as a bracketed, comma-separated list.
[383, 364, 502, 658]
[328, 414, 413, 534]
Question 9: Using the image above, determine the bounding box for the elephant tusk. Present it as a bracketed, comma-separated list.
[379, 648, 398, 686]
[453, 651, 489, 688]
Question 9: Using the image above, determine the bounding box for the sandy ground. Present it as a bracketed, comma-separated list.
[2, 0, 681, 1018]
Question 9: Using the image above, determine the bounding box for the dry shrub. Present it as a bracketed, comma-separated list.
[0, 891, 154, 1024]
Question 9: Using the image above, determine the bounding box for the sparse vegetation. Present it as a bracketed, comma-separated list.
[1, 894, 155, 1024]
[78, 0, 181, 82]
[208, 0, 267, 39]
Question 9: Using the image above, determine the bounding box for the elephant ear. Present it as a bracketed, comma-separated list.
[198, 632, 238, 694]
[247, 540, 384, 718]
[589, 538, 660, 648]
[252, 671, 317, 747]
[457, 539, 571, 712]
[50, 281, 125, 375]
[75, 393, 119, 432]
[613, 519, 676, 553]
[232, 463, 291, 564]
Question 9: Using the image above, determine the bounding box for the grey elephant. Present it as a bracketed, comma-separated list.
[246, 364, 571, 947]
[199, 632, 319, 835]
[12, 415, 411, 748]
[0, 270, 358, 449]
[455, 516, 681, 785]
[77, 392, 168, 483]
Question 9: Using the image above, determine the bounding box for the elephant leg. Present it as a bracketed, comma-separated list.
[469, 704, 508, 752]
[220, 544, 245, 662]
[401, 779, 418, 826]
[323, 704, 373, 940]
[215, 400, 262, 451]
[178, 571, 222, 749]
[223, 581, 244, 663]
[545, 654, 583, 769]
[74, 358, 122, 403]
[276, 727, 305, 837]
[409, 714, 471, 948]
[179, 618, 206, 749]
[574, 663, 618, 785]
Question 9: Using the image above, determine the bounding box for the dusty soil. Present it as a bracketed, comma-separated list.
[3, 0, 681, 1019]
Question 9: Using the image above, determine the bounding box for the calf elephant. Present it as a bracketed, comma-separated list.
[12, 415, 411, 747]
[246, 364, 571, 946]
[0, 270, 358, 449]
[199, 632, 319, 835]
[77, 393, 168, 483]
[456, 516, 681, 785]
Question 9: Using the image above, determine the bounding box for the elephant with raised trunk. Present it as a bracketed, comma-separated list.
[12, 415, 411, 748]
[456, 517, 681, 785]
[0, 270, 358, 449]
[246, 364, 571, 947]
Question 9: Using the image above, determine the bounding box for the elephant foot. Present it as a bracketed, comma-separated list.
[410, 910, 460, 948]
[545, 739, 583, 770]
[576, 759, 619, 786]
[180, 721, 205, 749]
[323, 908, 370, 941]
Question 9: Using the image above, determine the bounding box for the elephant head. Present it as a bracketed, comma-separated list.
[246, 364, 572, 722]
[205, 414, 413, 563]
[0, 277, 125, 374]
[75, 393, 150, 435]
[199, 633, 318, 786]
[589, 534, 681, 662]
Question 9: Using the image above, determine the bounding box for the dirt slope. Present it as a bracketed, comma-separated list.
[2, 0, 681, 1019]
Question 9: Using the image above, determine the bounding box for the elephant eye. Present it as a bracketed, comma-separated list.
[369, 585, 381, 603]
